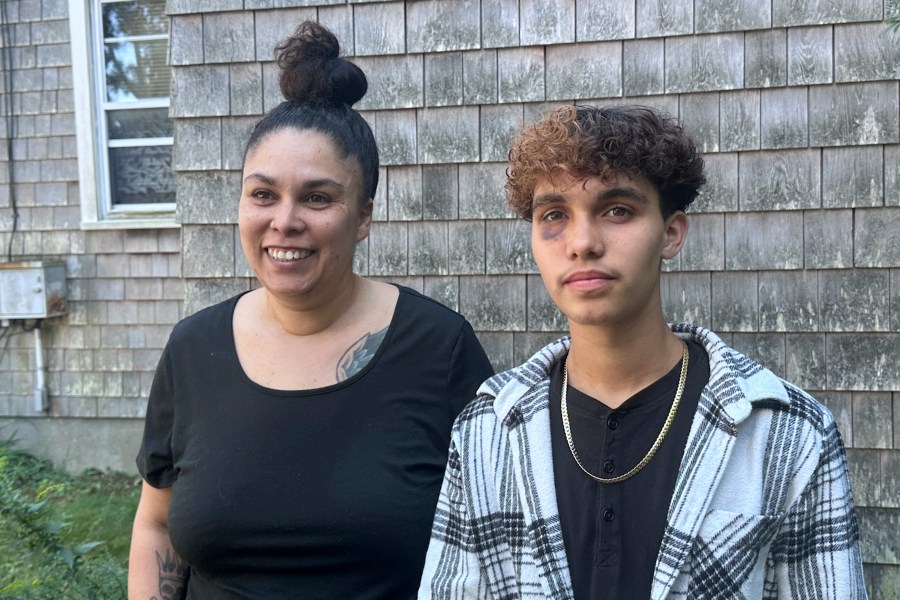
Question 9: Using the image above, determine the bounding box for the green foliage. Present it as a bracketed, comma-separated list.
[888, 9, 900, 32]
[0, 436, 138, 599]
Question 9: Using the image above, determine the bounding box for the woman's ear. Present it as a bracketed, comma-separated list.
[661, 211, 688, 260]
[356, 198, 374, 242]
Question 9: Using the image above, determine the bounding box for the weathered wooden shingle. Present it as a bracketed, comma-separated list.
[819, 269, 890, 332]
[171, 66, 230, 117]
[660, 272, 712, 325]
[407, 0, 481, 53]
[458, 162, 510, 218]
[854, 208, 900, 268]
[526, 275, 567, 331]
[408, 221, 449, 275]
[804, 208, 853, 268]
[318, 5, 354, 55]
[695, 0, 770, 33]
[725, 211, 804, 269]
[386, 165, 422, 220]
[712, 272, 759, 331]
[760, 87, 809, 149]
[353, 55, 424, 110]
[732, 333, 787, 377]
[167, 0, 242, 15]
[886, 145, 900, 207]
[636, 0, 692, 37]
[785, 333, 826, 391]
[482, 0, 520, 48]
[229, 64, 262, 116]
[546, 42, 621, 101]
[808, 82, 900, 146]
[182, 225, 234, 278]
[827, 334, 899, 390]
[481, 104, 523, 162]
[822, 146, 883, 208]
[759, 271, 818, 331]
[422, 165, 459, 220]
[460, 275, 526, 331]
[220, 116, 256, 170]
[448, 220, 485, 274]
[354, 2, 406, 56]
[368, 221, 408, 276]
[423, 276, 459, 311]
[720, 90, 760, 151]
[693, 153, 738, 212]
[853, 392, 894, 449]
[520, 0, 575, 46]
[665, 34, 744, 93]
[463, 50, 498, 104]
[772, 0, 882, 27]
[425, 53, 464, 107]
[368, 109, 417, 165]
[679, 93, 720, 152]
[170, 15, 203, 65]
[173, 119, 222, 170]
[577, 0, 635, 41]
[203, 11, 256, 63]
[623, 39, 665, 97]
[498, 47, 545, 103]
[418, 106, 480, 164]
[745, 29, 787, 88]
[787, 26, 834, 85]
[680, 213, 725, 271]
[835, 23, 900, 83]
[485, 219, 533, 274]
[739, 149, 820, 210]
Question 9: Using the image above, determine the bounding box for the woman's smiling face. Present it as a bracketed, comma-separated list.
[238, 128, 372, 303]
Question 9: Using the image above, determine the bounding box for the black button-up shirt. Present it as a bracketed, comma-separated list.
[550, 340, 709, 600]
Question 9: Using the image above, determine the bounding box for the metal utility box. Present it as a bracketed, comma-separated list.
[0, 260, 68, 319]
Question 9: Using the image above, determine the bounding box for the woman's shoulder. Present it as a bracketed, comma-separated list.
[394, 285, 470, 327]
[169, 293, 243, 343]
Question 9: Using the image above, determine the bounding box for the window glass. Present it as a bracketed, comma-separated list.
[102, 0, 168, 37]
[107, 108, 172, 139]
[104, 39, 170, 101]
[109, 145, 176, 205]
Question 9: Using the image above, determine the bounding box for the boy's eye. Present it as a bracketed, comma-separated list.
[541, 209, 565, 222]
[606, 206, 631, 218]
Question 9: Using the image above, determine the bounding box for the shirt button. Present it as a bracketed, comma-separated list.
[603, 460, 615, 474]
[603, 508, 615, 522]
[607, 415, 618, 429]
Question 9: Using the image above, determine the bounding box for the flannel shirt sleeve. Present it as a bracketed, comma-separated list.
[769, 413, 867, 599]
[419, 438, 491, 600]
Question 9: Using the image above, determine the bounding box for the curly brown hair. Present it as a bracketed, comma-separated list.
[506, 105, 706, 220]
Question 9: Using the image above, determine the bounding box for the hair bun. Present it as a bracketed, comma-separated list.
[275, 21, 367, 107]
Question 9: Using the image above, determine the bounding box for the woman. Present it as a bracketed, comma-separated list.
[128, 21, 493, 599]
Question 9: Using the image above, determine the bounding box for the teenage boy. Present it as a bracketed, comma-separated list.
[419, 105, 866, 599]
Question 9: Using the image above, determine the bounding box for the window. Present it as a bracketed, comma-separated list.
[70, 0, 176, 228]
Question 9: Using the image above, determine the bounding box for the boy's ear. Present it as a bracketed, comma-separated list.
[661, 211, 688, 260]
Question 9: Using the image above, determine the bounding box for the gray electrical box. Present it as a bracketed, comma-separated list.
[0, 260, 68, 319]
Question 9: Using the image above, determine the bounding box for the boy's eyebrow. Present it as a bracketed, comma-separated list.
[530, 186, 650, 211]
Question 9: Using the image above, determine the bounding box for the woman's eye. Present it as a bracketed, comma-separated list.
[251, 190, 275, 201]
[307, 193, 331, 205]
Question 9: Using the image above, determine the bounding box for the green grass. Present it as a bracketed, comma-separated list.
[0, 436, 139, 599]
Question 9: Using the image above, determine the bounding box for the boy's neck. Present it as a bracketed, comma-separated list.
[565, 317, 685, 409]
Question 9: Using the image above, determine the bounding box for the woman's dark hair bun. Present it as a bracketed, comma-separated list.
[275, 21, 367, 107]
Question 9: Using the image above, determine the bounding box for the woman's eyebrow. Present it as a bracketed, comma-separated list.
[242, 173, 346, 192]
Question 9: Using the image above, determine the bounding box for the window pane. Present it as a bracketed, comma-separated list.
[109, 145, 175, 205]
[102, 0, 167, 38]
[105, 39, 170, 101]
[107, 108, 172, 139]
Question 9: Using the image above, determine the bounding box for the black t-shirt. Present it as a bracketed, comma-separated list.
[550, 339, 709, 600]
[137, 286, 494, 599]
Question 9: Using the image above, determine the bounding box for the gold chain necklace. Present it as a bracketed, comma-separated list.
[561, 340, 689, 484]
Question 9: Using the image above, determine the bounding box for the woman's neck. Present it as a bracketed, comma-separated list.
[263, 275, 365, 337]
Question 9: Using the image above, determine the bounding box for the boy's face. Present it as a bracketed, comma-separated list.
[530, 169, 687, 330]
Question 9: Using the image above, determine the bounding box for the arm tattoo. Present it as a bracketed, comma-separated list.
[150, 548, 188, 600]
[336, 326, 388, 382]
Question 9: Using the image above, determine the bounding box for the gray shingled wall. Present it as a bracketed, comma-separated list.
[0, 0, 897, 593]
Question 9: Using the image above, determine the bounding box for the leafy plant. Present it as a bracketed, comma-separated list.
[0, 436, 132, 599]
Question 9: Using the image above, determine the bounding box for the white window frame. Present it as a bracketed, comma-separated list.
[69, 0, 178, 229]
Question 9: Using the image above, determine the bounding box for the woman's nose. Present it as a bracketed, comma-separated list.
[270, 200, 302, 233]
